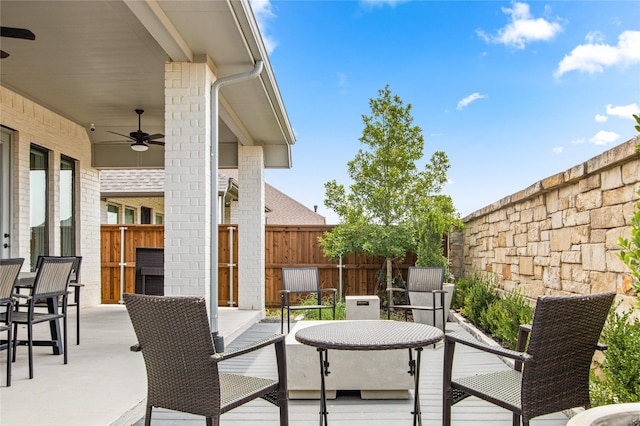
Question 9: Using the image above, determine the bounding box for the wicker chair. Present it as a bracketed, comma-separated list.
[443, 291, 616, 426]
[387, 266, 446, 331]
[280, 267, 337, 334]
[124, 293, 289, 426]
[0, 258, 24, 386]
[12, 257, 74, 379]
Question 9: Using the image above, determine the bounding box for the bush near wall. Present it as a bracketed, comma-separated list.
[452, 271, 533, 349]
[590, 306, 640, 406]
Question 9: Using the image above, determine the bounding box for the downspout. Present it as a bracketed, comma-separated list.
[210, 60, 263, 352]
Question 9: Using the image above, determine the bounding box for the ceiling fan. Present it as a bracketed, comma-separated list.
[108, 109, 165, 152]
[1, 26, 36, 59]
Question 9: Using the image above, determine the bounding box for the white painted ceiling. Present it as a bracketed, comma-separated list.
[0, 0, 294, 168]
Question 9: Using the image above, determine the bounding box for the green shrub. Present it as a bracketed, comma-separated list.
[464, 272, 499, 329]
[451, 274, 473, 310]
[299, 294, 347, 320]
[590, 306, 640, 406]
[481, 290, 533, 349]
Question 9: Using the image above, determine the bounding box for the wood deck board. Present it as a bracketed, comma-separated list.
[135, 321, 569, 425]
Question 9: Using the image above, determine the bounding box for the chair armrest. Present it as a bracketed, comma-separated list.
[279, 289, 290, 295]
[210, 334, 285, 363]
[130, 344, 142, 352]
[445, 333, 533, 363]
[431, 289, 448, 294]
[320, 288, 337, 294]
[387, 288, 406, 294]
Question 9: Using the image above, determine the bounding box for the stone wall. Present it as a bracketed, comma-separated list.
[450, 136, 640, 311]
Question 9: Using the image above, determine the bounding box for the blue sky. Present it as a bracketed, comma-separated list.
[252, 0, 640, 224]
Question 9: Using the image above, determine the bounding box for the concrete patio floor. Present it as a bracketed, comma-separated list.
[0, 305, 571, 426]
[0, 303, 262, 426]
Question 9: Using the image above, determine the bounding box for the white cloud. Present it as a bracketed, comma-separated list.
[552, 146, 564, 154]
[606, 103, 640, 119]
[595, 114, 608, 123]
[555, 30, 640, 77]
[571, 138, 585, 145]
[336, 72, 348, 87]
[477, 2, 563, 49]
[457, 92, 486, 110]
[250, 0, 278, 54]
[589, 130, 620, 146]
[360, 0, 408, 8]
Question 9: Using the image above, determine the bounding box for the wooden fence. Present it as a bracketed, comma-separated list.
[101, 224, 418, 305]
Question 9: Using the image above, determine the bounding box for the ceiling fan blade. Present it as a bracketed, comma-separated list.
[147, 140, 165, 146]
[0, 50, 8, 59]
[107, 130, 134, 140]
[144, 133, 164, 141]
[1, 27, 36, 40]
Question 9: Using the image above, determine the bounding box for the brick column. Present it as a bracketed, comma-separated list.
[164, 62, 213, 299]
[238, 145, 265, 313]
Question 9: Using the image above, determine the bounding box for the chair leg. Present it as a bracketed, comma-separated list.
[279, 395, 289, 426]
[11, 323, 17, 362]
[6, 326, 12, 387]
[75, 287, 81, 345]
[144, 405, 152, 426]
[442, 389, 452, 426]
[63, 313, 68, 365]
[27, 322, 33, 379]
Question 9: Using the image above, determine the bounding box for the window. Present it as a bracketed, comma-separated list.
[124, 207, 135, 224]
[60, 156, 76, 256]
[155, 213, 163, 224]
[30, 146, 49, 270]
[141, 207, 151, 224]
[107, 204, 119, 224]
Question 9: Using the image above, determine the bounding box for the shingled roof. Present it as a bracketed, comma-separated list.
[100, 169, 325, 225]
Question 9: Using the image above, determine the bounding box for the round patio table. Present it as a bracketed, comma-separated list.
[295, 320, 444, 426]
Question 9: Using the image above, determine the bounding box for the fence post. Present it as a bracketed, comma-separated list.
[118, 226, 127, 304]
[228, 226, 236, 307]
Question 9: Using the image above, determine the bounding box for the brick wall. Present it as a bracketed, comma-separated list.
[1, 85, 102, 306]
[450, 136, 640, 311]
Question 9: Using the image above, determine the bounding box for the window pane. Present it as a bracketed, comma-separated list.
[60, 156, 75, 256]
[155, 214, 163, 224]
[30, 146, 48, 270]
[124, 207, 135, 224]
[107, 205, 119, 224]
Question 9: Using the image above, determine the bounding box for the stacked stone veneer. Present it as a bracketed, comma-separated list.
[450, 137, 640, 310]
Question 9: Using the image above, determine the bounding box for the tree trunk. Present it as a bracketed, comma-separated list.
[386, 257, 393, 289]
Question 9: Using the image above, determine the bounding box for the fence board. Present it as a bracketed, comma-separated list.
[101, 224, 422, 306]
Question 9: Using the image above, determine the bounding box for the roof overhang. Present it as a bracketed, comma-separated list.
[0, 0, 294, 169]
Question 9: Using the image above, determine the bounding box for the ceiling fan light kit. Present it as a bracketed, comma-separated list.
[130, 143, 149, 152]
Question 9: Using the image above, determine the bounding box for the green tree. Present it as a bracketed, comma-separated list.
[320, 85, 461, 290]
[618, 113, 640, 304]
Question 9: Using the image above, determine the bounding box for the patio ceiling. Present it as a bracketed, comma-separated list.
[0, 0, 294, 169]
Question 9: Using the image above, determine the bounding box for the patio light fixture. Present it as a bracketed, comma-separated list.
[130, 142, 149, 152]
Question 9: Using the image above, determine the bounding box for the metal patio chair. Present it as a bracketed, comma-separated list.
[124, 293, 289, 426]
[280, 267, 337, 334]
[443, 291, 616, 426]
[0, 258, 24, 386]
[387, 266, 446, 331]
[12, 257, 74, 379]
[35, 256, 83, 344]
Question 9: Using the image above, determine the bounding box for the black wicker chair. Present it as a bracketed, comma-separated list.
[0, 258, 24, 387]
[124, 293, 289, 426]
[12, 257, 74, 379]
[443, 291, 616, 426]
[280, 267, 337, 334]
[387, 266, 446, 331]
